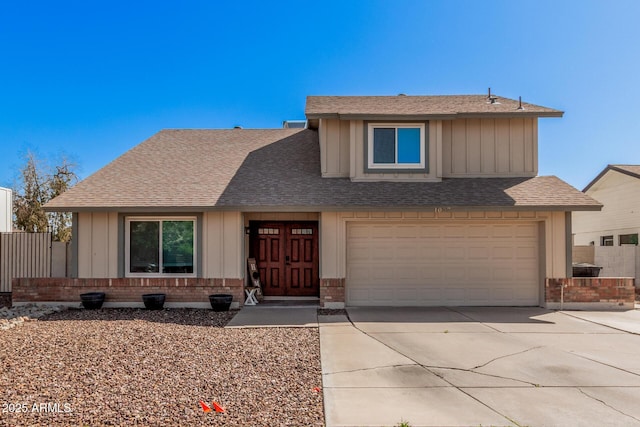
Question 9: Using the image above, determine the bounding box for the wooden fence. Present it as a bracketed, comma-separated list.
[0, 232, 52, 292]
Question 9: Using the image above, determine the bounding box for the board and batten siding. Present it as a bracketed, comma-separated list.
[75, 211, 243, 279]
[77, 212, 119, 278]
[573, 170, 640, 245]
[442, 118, 537, 177]
[318, 118, 538, 181]
[318, 119, 350, 178]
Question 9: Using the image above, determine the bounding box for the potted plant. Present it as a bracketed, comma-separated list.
[80, 292, 106, 309]
[142, 293, 166, 310]
[209, 294, 233, 311]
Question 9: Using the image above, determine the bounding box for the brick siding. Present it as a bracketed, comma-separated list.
[12, 278, 244, 306]
[546, 277, 635, 306]
[320, 278, 345, 308]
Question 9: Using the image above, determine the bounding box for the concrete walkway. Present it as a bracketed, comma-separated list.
[320, 307, 640, 427]
[225, 306, 319, 328]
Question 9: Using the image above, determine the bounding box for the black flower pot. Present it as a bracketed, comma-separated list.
[209, 294, 233, 312]
[142, 293, 166, 310]
[80, 292, 106, 310]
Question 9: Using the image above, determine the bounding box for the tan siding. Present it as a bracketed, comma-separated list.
[77, 212, 92, 277]
[442, 118, 538, 177]
[91, 212, 109, 278]
[320, 119, 350, 177]
[510, 118, 525, 172]
[573, 171, 640, 245]
[451, 120, 466, 174]
[433, 120, 443, 177]
[524, 118, 535, 173]
[466, 119, 481, 173]
[339, 120, 350, 175]
[320, 212, 340, 278]
[544, 211, 568, 278]
[496, 118, 510, 173]
[203, 211, 243, 279]
[442, 120, 452, 175]
[481, 119, 496, 173]
[76, 212, 119, 278]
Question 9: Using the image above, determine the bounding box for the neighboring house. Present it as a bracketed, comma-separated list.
[0, 187, 11, 232]
[573, 165, 640, 247]
[38, 93, 602, 308]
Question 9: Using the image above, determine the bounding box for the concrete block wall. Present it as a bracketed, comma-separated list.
[595, 246, 637, 278]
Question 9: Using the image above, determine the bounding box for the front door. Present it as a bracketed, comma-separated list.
[250, 222, 319, 297]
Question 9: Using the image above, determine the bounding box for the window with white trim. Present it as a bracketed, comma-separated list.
[367, 123, 426, 170]
[125, 217, 196, 277]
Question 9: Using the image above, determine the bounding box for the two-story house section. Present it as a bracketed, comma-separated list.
[573, 165, 640, 247]
[43, 93, 600, 309]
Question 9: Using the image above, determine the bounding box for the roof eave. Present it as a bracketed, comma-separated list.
[45, 203, 601, 213]
[305, 111, 564, 120]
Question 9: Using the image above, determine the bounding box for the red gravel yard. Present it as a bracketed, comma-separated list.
[0, 309, 324, 426]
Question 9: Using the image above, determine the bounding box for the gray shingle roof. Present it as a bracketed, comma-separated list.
[46, 129, 600, 212]
[305, 95, 563, 119]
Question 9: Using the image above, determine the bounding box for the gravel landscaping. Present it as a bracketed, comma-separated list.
[0, 308, 324, 426]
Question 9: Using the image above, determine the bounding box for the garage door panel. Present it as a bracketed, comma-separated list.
[443, 225, 466, 238]
[419, 226, 442, 238]
[444, 247, 466, 260]
[468, 247, 490, 260]
[346, 222, 539, 306]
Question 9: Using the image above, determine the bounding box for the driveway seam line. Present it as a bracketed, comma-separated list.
[568, 351, 640, 378]
[344, 309, 520, 426]
[577, 387, 640, 423]
[559, 311, 640, 336]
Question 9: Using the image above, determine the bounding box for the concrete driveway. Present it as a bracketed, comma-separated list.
[319, 307, 640, 427]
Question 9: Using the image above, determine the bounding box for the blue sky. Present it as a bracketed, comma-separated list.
[0, 0, 638, 190]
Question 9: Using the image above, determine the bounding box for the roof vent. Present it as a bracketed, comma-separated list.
[282, 120, 307, 129]
[397, 93, 407, 96]
[517, 96, 525, 110]
[233, 125, 243, 129]
[486, 87, 500, 104]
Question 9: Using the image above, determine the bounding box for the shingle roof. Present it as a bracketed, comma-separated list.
[583, 164, 640, 192]
[46, 129, 600, 212]
[305, 95, 563, 119]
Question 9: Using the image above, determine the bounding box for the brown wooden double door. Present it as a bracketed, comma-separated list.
[250, 222, 319, 297]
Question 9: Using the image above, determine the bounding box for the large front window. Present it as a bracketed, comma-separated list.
[126, 217, 196, 276]
[367, 123, 426, 170]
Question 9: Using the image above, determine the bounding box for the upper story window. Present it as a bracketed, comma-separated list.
[367, 123, 426, 171]
[125, 217, 196, 277]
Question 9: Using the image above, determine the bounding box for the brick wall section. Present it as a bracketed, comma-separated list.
[12, 278, 244, 305]
[320, 278, 345, 308]
[0, 292, 11, 308]
[546, 278, 635, 304]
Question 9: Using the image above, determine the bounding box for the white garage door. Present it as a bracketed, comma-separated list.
[346, 222, 540, 306]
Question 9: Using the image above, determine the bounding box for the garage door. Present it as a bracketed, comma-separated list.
[346, 222, 539, 306]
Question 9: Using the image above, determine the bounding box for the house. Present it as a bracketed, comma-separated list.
[16, 92, 631, 310]
[573, 165, 640, 247]
[0, 187, 11, 232]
